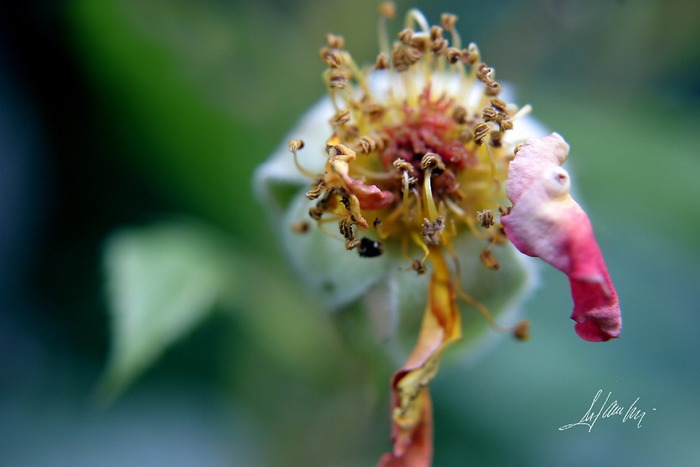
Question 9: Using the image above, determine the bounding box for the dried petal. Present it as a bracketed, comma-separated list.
[501, 133, 621, 342]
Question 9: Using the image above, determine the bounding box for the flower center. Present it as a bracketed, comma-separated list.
[289, 7, 532, 270]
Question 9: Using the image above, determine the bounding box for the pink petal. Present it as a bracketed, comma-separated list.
[344, 177, 396, 210]
[501, 133, 621, 342]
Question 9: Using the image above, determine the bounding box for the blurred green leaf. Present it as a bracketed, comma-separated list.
[99, 219, 239, 400]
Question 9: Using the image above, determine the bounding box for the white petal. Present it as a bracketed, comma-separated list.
[280, 191, 392, 310]
[253, 97, 334, 216]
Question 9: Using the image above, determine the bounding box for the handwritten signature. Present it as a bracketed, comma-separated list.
[559, 389, 655, 432]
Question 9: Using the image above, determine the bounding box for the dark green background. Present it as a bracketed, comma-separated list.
[1, 0, 699, 465]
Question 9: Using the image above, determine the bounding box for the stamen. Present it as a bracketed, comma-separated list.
[420, 153, 443, 221]
[378, 2, 396, 55]
[404, 8, 430, 33]
[288, 139, 318, 179]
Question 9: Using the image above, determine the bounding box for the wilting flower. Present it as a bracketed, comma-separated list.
[255, 4, 620, 466]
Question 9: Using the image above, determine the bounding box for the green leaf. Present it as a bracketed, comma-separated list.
[98, 219, 239, 401]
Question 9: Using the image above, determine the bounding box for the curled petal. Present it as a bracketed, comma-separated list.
[327, 150, 396, 211]
[501, 133, 621, 342]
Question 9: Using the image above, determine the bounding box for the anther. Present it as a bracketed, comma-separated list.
[288, 139, 304, 152]
[325, 33, 345, 49]
[477, 210, 494, 228]
[474, 122, 490, 146]
[411, 259, 427, 275]
[480, 248, 500, 270]
[420, 152, 445, 173]
[357, 135, 378, 154]
[306, 180, 324, 200]
[345, 237, 360, 250]
[512, 320, 530, 341]
[331, 109, 351, 126]
[440, 13, 458, 32]
[444, 47, 461, 64]
[338, 218, 354, 240]
[375, 52, 390, 69]
[490, 98, 508, 113]
[291, 220, 310, 234]
[392, 45, 421, 72]
[452, 105, 468, 124]
[422, 216, 445, 246]
[379, 1, 396, 19]
[324, 50, 343, 68]
[398, 28, 414, 45]
[393, 158, 414, 172]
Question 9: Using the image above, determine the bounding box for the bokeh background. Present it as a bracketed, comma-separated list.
[2, 0, 700, 465]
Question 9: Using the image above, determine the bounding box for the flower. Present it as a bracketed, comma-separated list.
[254, 4, 620, 466]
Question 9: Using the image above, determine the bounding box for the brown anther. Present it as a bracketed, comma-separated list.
[324, 50, 343, 68]
[411, 259, 427, 275]
[291, 220, 310, 234]
[430, 38, 448, 54]
[452, 105, 468, 124]
[480, 248, 500, 270]
[306, 180, 324, 200]
[392, 45, 421, 72]
[331, 109, 351, 126]
[514, 143, 523, 155]
[422, 216, 445, 246]
[329, 143, 354, 157]
[379, 1, 396, 19]
[430, 26, 443, 41]
[458, 127, 473, 143]
[482, 107, 500, 122]
[328, 68, 351, 89]
[339, 192, 352, 211]
[357, 135, 378, 154]
[345, 237, 360, 250]
[409, 34, 431, 51]
[499, 119, 513, 131]
[420, 152, 446, 173]
[375, 52, 390, 69]
[343, 124, 360, 140]
[473, 122, 490, 146]
[288, 138, 304, 153]
[325, 33, 345, 49]
[490, 130, 503, 147]
[398, 28, 414, 45]
[308, 207, 323, 221]
[477, 210, 494, 228]
[460, 48, 478, 65]
[513, 320, 530, 341]
[444, 47, 461, 64]
[338, 218, 354, 240]
[476, 64, 501, 93]
[363, 102, 385, 121]
[392, 158, 414, 172]
[498, 205, 511, 216]
[440, 13, 458, 31]
[490, 98, 508, 113]
[485, 81, 502, 96]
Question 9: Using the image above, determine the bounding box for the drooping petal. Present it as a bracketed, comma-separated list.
[379, 248, 461, 466]
[501, 133, 621, 341]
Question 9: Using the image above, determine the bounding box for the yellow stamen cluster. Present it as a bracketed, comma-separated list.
[292, 4, 532, 272]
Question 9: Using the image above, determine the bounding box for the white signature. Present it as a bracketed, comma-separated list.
[559, 389, 655, 432]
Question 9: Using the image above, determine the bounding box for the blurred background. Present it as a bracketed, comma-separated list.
[1, 0, 699, 465]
